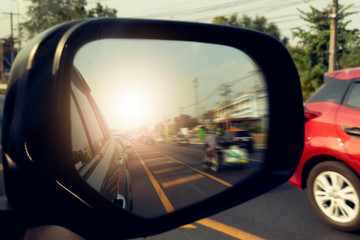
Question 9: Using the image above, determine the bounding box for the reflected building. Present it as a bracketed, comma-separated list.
[209, 89, 268, 131]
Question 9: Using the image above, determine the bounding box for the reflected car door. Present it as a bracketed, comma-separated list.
[335, 81, 360, 170]
[70, 72, 132, 210]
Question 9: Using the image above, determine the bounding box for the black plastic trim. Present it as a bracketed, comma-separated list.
[2, 18, 304, 239]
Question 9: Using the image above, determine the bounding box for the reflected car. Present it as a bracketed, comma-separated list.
[142, 136, 155, 145]
[71, 68, 133, 211]
[154, 135, 165, 143]
[203, 144, 249, 172]
[171, 134, 189, 145]
[112, 134, 133, 164]
[112, 133, 132, 149]
[219, 129, 254, 153]
[290, 67, 360, 232]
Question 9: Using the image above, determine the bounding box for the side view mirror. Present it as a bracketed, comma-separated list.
[1, 18, 303, 239]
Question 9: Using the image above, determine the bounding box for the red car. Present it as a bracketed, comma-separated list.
[290, 67, 360, 232]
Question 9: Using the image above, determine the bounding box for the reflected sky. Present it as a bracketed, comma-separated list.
[71, 39, 268, 217]
[74, 39, 262, 131]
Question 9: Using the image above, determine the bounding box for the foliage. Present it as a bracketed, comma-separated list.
[174, 114, 199, 130]
[202, 110, 214, 122]
[22, 0, 117, 38]
[154, 122, 165, 134]
[1, 38, 12, 56]
[289, 4, 360, 100]
[212, 14, 288, 45]
[153, 114, 198, 136]
[88, 3, 117, 18]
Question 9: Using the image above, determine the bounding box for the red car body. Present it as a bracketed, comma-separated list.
[290, 67, 360, 189]
[289, 68, 360, 231]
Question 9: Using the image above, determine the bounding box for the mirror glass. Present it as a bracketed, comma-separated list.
[70, 39, 268, 218]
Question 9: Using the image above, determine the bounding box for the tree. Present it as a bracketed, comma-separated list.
[22, 0, 117, 38]
[88, 3, 117, 17]
[339, 30, 360, 68]
[169, 114, 199, 134]
[289, 4, 360, 100]
[212, 14, 288, 45]
[202, 110, 214, 122]
[154, 122, 165, 135]
[1, 38, 13, 56]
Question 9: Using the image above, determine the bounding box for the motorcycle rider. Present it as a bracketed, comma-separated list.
[203, 129, 222, 166]
[205, 130, 218, 151]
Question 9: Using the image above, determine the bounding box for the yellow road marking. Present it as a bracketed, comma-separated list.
[133, 150, 150, 154]
[162, 174, 204, 188]
[180, 224, 197, 229]
[0, 164, 2, 171]
[153, 166, 184, 175]
[134, 148, 175, 213]
[134, 146, 263, 240]
[151, 149, 233, 187]
[197, 218, 265, 240]
[109, 168, 120, 182]
[117, 168, 120, 194]
[141, 154, 163, 159]
[110, 184, 117, 194]
[144, 157, 169, 162]
[148, 160, 175, 167]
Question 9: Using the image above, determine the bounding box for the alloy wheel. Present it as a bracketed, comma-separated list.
[313, 171, 359, 223]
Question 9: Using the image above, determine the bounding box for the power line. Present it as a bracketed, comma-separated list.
[115, 0, 359, 39]
[180, 70, 260, 112]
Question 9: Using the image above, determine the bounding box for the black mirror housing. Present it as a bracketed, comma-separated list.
[1, 18, 303, 239]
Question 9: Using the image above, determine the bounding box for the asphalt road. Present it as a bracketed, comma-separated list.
[1, 142, 360, 239]
[135, 181, 360, 240]
[128, 141, 263, 218]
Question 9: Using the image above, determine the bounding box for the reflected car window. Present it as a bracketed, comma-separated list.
[70, 96, 93, 170]
[71, 81, 106, 155]
[71, 39, 267, 217]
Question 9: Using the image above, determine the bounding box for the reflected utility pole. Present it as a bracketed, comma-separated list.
[218, 83, 232, 130]
[193, 78, 200, 120]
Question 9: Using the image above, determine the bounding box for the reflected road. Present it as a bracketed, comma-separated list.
[127, 141, 264, 218]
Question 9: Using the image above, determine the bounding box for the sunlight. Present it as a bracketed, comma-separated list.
[120, 91, 149, 120]
[111, 83, 154, 130]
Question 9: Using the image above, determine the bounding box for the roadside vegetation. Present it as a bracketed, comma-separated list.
[3, 1, 360, 102]
[212, 4, 360, 101]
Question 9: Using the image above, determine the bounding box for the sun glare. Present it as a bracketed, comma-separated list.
[110, 85, 155, 130]
[121, 92, 148, 118]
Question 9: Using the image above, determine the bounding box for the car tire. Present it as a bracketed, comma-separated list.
[210, 153, 221, 172]
[307, 161, 360, 232]
[248, 144, 253, 154]
[202, 149, 211, 169]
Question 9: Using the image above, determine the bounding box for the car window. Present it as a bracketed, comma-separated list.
[345, 82, 360, 110]
[306, 78, 352, 104]
[234, 131, 250, 137]
[71, 81, 106, 155]
[223, 132, 233, 140]
[70, 96, 93, 170]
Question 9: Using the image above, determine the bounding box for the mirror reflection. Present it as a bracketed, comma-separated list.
[71, 39, 268, 218]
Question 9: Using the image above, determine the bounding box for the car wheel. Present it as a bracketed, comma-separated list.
[248, 144, 253, 154]
[202, 154, 210, 169]
[202, 150, 211, 169]
[210, 154, 221, 172]
[307, 161, 360, 232]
